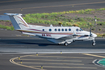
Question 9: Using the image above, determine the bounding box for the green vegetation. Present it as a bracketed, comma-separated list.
[0, 24, 14, 30]
[23, 8, 105, 28]
[96, 33, 105, 37]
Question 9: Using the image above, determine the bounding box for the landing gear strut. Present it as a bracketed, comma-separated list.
[92, 42, 96, 46]
[92, 39, 96, 46]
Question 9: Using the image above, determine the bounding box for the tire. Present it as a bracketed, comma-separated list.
[64, 42, 68, 46]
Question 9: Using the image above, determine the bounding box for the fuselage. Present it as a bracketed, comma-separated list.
[21, 25, 97, 40]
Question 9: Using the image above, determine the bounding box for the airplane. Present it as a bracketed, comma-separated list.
[3, 13, 97, 46]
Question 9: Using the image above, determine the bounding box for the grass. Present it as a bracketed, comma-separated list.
[96, 33, 105, 37]
[23, 8, 105, 28]
[0, 24, 14, 30]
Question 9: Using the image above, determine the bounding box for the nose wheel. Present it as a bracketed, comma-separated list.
[92, 42, 96, 46]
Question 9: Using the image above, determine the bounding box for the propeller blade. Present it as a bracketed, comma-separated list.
[90, 27, 92, 37]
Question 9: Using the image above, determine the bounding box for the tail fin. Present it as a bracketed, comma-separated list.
[5, 13, 29, 30]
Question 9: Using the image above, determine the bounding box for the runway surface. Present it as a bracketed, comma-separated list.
[0, 0, 105, 14]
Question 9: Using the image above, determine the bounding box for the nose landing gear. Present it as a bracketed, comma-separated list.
[92, 42, 96, 46]
[92, 39, 96, 46]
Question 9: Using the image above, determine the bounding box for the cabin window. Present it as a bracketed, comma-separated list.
[58, 29, 60, 31]
[42, 29, 44, 31]
[69, 29, 71, 31]
[49, 29, 52, 31]
[62, 29, 64, 31]
[55, 29, 57, 31]
[65, 29, 67, 31]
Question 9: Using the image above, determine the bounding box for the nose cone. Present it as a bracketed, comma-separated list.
[92, 33, 97, 37]
[83, 31, 97, 37]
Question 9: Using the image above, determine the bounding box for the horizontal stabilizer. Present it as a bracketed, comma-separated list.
[4, 13, 22, 16]
[0, 15, 10, 20]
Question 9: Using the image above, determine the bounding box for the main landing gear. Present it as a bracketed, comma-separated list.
[64, 42, 68, 46]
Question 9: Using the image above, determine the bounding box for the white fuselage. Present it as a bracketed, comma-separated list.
[21, 25, 97, 41]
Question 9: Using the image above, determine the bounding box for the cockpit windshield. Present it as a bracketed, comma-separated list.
[76, 28, 83, 31]
[80, 28, 83, 31]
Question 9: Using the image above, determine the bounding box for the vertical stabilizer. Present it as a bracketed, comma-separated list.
[5, 13, 29, 30]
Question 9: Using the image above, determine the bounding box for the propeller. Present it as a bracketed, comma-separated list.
[89, 27, 93, 37]
[87, 22, 92, 37]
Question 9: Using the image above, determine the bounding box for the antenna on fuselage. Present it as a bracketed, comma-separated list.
[90, 27, 92, 37]
[50, 24, 53, 27]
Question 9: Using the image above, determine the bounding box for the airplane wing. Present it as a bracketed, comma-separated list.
[57, 31, 78, 40]
[57, 34, 78, 40]
[57, 35, 73, 40]
[35, 34, 73, 44]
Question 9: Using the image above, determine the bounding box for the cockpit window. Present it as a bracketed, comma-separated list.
[76, 28, 83, 31]
[80, 28, 83, 31]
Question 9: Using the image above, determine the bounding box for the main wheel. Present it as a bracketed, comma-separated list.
[64, 42, 68, 46]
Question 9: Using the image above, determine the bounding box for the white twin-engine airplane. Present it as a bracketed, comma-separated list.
[4, 13, 97, 46]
